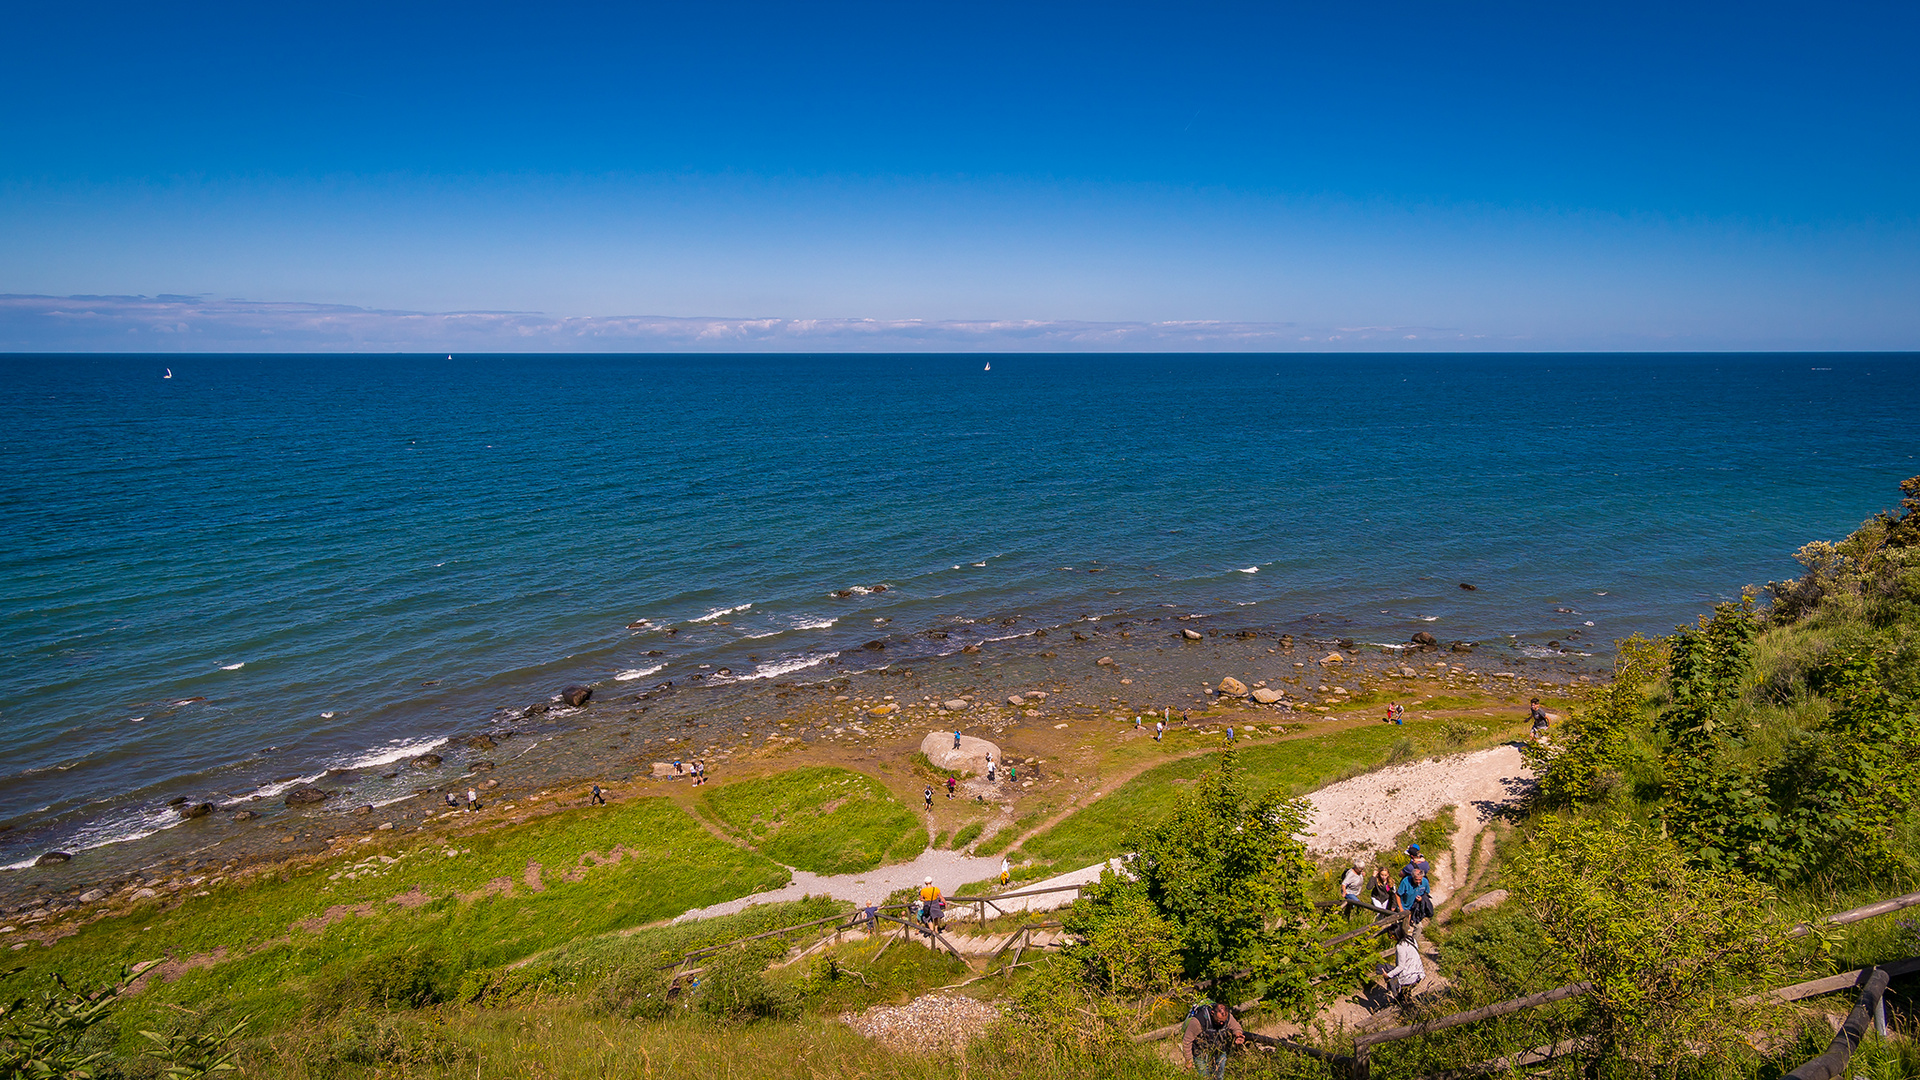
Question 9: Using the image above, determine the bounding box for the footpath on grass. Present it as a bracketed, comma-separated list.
[673, 743, 1535, 930]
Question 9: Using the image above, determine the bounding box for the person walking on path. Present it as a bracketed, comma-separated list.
[1008, 762, 1016, 783]
[1182, 1001, 1245, 1080]
[954, 729, 962, 749]
[1134, 715, 1142, 731]
[987, 755, 996, 783]
[589, 784, 606, 805]
[946, 776, 957, 798]
[466, 788, 479, 812]
[1225, 725, 1234, 743]
[917, 877, 944, 935]
[1528, 698, 1550, 739]
[924, 785, 934, 809]
[1396, 866, 1432, 927]
[1402, 844, 1431, 880]
[1155, 719, 1165, 741]
[999, 857, 1011, 886]
[1341, 861, 1366, 908]
[1381, 925, 1426, 1006]
[1370, 867, 1399, 913]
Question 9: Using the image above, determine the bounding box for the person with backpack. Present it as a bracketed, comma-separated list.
[1381, 925, 1426, 1006]
[1396, 865, 1433, 926]
[1402, 843, 1430, 880]
[1528, 698, 1551, 739]
[1340, 860, 1366, 908]
[1182, 1000, 1245, 1079]
[945, 775, 957, 798]
[924, 785, 934, 809]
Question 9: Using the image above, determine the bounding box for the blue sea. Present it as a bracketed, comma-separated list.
[1, 352, 1915, 868]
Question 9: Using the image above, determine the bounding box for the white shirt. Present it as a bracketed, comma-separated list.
[1385, 940, 1424, 988]
[1340, 868, 1364, 898]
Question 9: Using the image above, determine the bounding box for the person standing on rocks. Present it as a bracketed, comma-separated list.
[987, 755, 996, 782]
[444, 792, 459, 811]
[1182, 1001, 1245, 1080]
[954, 729, 962, 749]
[466, 787, 479, 812]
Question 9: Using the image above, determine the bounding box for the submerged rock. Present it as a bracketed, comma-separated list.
[179, 802, 213, 820]
[411, 754, 443, 769]
[284, 786, 330, 806]
[35, 851, 72, 866]
[562, 685, 593, 707]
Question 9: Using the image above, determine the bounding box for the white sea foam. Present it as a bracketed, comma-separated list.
[742, 629, 783, 640]
[743, 653, 838, 680]
[220, 662, 245, 670]
[1421, 616, 1440, 621]
[692, 603, 752, 623]
[616, 664, 666, 681]
[1236, 567, 1258, 574]
[125, 716, 144, 723]
[320, 711, 336, 718]
[793, 617, 837, 630]
[1, 806, 187, 869]
[341, 737, 449, 772]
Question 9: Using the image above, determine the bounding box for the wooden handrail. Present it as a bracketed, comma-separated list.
[1785, 966, 1891, 1080]
[1353, 980, 1594, 1050]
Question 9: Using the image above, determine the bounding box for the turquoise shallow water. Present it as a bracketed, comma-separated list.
[0, 351, 1915, 866]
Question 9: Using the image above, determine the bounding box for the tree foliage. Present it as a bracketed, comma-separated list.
[0, 968, 124, 1080]
[1073, 752, 1358, 1019]
[1523, 634, 1665, 809]
[1508, 811, 1797, 1071]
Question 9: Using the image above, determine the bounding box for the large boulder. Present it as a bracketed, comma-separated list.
[1217, 677, 1249, 697]
[179, 802, 213, 820]
[411, 754, 443, 769]
[562, 685, 593, 707]
[1251, 688, 1284, 704]
[283, 786, 330, 806]
[35, 851, 72, 866]
[920, 731, 1002, 774]
[1410, 631, 1438, 647]
[466, 735, 497, 750]
[1180, 628, 1204, 641]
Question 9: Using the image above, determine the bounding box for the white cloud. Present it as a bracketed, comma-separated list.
[0, 293, 1509, 352]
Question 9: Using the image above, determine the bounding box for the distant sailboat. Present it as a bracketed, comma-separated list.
[984, 361, 991, 371]
[163, 368, 172, 379]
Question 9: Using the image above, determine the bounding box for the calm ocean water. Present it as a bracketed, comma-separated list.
[1, 352, 1915, 867]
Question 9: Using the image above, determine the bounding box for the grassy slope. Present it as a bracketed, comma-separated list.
[1016, 720, 1468, 868]
[702, 765, 927, 873]
[9, 797, 789, 1035]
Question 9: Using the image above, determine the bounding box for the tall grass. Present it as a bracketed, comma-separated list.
[702, 766, 926, 874]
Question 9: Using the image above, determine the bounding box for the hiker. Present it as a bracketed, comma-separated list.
[1528, 698, 1550, 738]
[1225, 725, 1234, 742]
[1155, 719, 1165, 741]
[590, 784, 606, 805]
[946, 775, 957, 798]
[1181, 1001, 1245, 1080]
[999, 857, 1011, 886]
[1340, 861, 1366, 907]
[954, 729, 962, 749]
[1397, 866, 1433, 926]
[466, 788, 479, 811]
[987, 756, 996, 783]
[674, 759, 683, 774]
[1385, 702, 1404, 725]
[1381, 924, 1426, 1006]
[1135, 715, 1142, 730]
[1402, 843, 1431, 880]
[918, 877, 944, 934]
[924, 785, 934, 809]
[1370, 867, 1399, 912]
[862, 903, 878, 930]
[444, 792, 458, 810]
[1008, 762, 1016, 783]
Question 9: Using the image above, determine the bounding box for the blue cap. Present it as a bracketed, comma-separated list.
[1407, 843, 1421, 853]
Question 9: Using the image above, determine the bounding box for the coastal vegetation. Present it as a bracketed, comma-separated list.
[7, 476, 1917, 1077]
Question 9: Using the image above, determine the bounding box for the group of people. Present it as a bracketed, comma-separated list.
[1342, 843, 1435, 926]
[671, 760, 708, 785]
[442, 788, 482, 812]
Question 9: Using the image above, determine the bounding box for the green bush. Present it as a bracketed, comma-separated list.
[950, 821, 985, 849]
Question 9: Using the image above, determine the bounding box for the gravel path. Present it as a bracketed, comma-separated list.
[1300, 742, 1531, 902]
[674, 745, 1531, 923]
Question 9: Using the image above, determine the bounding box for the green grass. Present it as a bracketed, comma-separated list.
[5, 797, 791, 1042]
[950, 821, 985, 850]
[701, 766, 926, 874]
[1018, 724, 1456, 868]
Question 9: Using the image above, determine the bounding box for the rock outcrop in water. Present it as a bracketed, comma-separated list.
[562, 685, 593, 707]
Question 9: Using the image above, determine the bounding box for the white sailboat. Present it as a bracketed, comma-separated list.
[163, 368, 172, 379]
[984, 361, 991, 371]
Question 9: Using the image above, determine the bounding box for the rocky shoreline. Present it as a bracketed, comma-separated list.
[0, 612, 1605, 921]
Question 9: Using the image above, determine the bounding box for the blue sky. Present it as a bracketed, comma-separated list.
[3, 1, 1916, 350]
